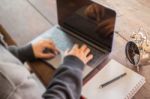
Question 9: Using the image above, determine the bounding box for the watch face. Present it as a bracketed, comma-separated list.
[125, 41, 140, 65]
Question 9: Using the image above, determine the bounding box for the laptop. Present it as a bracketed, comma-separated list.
[35, 0, 116, 78]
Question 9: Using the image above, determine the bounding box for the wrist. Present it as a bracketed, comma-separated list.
[63, 55, 85, 70]
[18, 44, 36, 62]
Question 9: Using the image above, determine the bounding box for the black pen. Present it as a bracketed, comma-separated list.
[99, 72, 127, 88]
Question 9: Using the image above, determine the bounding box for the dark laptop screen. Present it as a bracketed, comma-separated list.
[56, 0, 116, 51]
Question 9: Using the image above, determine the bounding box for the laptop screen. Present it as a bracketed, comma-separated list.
[56, 0, 116, 52]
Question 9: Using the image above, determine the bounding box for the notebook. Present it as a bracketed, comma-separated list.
[82, 59, 145, 99]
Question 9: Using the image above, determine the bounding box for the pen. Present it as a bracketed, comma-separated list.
[99, 72, 127, 88]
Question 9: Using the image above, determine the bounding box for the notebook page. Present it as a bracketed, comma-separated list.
[82, 59, 145, 99]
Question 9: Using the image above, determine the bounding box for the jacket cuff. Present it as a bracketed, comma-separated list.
[18, 44, 36, 62]
[62, 55, 84, 70]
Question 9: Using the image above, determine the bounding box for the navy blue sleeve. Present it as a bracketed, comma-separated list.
[43, 55, 84, 99]
[8, 44, 35, 63]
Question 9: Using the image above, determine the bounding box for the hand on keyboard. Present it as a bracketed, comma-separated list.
[65, 44, 93, 64]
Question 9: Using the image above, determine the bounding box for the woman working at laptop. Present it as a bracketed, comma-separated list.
[0, 35, 93, 99]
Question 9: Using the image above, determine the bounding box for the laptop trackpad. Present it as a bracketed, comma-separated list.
[45, 52, 63, 69]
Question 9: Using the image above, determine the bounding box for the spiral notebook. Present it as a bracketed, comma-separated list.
[82, 59, 145, 99]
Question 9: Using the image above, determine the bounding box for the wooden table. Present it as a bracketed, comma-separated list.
[29, 0, 150, 99]
[1, 0, 150, 98]
[28, 31, 149, 99]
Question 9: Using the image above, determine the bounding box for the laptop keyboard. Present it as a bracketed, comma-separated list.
[87, 47, 104, 67]
[45, 27, 105, 68]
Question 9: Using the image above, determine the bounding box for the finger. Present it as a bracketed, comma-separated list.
[50, 46, 60, 54]
[44, 43, 59, 54]
[72, 44, 79, 50]
[80, 44, 87, 51]
[42, 39, 56, 49]
[86, 54, 93, 63]
[46, 40, 58, 51]
[85, 48, 91, 56]
[64, 48, 70, 55]
[40, 53, 55, 59]
[55, 47, 60, 54]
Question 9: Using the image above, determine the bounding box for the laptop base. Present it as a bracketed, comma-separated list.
[33, 26, 108, 78]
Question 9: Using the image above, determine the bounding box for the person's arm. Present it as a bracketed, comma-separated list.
[8, 44, 35, 63]
[43, 44, 93, 99]
[8, 39, 59, 63]
[43, 55, 84, 99]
